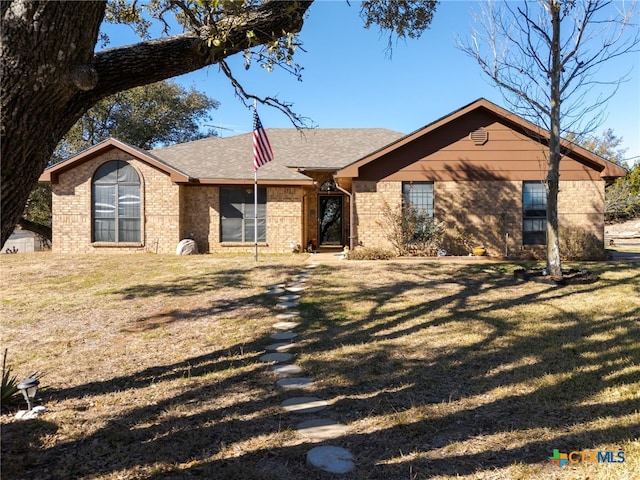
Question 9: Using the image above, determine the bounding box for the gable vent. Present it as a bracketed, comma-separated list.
[470, 128, 488, 145]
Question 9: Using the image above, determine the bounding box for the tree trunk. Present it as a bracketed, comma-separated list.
[1, 0, 311, 248]
[546, 0, 563, 279]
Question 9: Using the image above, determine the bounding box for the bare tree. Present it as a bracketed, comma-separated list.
[458, 0, 639, 277]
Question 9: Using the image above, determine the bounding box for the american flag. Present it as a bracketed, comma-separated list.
[253, 110, 274, 171]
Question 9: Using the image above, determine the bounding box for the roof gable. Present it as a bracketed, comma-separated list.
[336, 98, 627, 180]
[39, 138, 192, 184]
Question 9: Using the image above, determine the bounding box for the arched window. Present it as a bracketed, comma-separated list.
[92, 161, 141, 243]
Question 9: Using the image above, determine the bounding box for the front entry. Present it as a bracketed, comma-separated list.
[318, 195, 343, 246]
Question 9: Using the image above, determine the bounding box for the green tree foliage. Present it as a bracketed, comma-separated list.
[55, 80, 219, 159]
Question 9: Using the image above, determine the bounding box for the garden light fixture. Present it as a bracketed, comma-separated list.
[17, 377, 39, 411]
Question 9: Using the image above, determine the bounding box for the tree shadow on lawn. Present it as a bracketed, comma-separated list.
[2, 263, 639, 479]
[112, 265, 305, 330]
[114, 265, 305, 300]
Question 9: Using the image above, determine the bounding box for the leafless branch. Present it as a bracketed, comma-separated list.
[218, 60, 313, 129]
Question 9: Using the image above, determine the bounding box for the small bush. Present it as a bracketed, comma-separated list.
[1, 349, 20, 412]
[560, 226, 607, 261]
[1, 349, 44, 412]
[347, 247, 396, 260]
[377, 200, 445, 256]
[441, 225, 474, 256]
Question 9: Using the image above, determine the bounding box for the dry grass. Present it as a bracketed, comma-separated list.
[1, 252, 638, 479]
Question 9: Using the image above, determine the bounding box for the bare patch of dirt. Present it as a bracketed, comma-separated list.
[513, 267, 599, 285]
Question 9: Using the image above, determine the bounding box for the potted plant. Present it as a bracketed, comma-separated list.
[472, 246, 487, 256]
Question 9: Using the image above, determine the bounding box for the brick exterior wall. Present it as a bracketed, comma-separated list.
[180, 185, 304, 254]
[51, 152, 605, 257]
[352, 180, 401, 249]
[352, 179, 606, 257]
[51, 151, 180, 254]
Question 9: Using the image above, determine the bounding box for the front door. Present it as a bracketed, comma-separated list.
[318, 195, 343, 246]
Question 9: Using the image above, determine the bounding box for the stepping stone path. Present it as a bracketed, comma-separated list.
[270, 331, 297, 341]
[270, 364, 303, 376]
[265, 342, 294, 352]
[281, 396, 328, 414]
[276, 377, 314, 389]
[259, 261, 354, 475]
[272, 321, 299, 330]
[307, 446, 355, 474]
[297, 418, 349, 441]
[259, 352, 293, 363]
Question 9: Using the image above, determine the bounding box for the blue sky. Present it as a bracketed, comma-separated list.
[104, 0, 640, 163]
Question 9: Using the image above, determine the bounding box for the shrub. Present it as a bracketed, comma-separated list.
[560, 226, 607, 261]
[441, 225, 474, 256]
[1, 349, 44, 412]
[1, 349, 20, 412]
[377, 200, 444, 256]
[347, 247, 395, 260]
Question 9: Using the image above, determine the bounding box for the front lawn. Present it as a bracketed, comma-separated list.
[1, 253, 638, 479]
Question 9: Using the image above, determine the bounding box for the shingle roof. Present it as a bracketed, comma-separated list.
[151, 128, 404, 181]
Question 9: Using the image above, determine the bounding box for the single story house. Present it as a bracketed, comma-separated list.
[40, 98, 626, 256]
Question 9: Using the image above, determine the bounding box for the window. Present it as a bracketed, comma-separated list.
[402, 182, 434, 217]
[92, 161, 141, 243]
[220, 187, 266, 242]
[523, 182, 547, 245]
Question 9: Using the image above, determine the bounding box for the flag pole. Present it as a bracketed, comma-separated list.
[254, 165, 258, 262]
[252, 101, 273, 262]
[253, 101, 258, 262]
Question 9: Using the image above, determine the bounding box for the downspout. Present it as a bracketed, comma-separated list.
[334, 177, 354, 250]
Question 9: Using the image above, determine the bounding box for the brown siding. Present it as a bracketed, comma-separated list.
[358, 112, 602, 182]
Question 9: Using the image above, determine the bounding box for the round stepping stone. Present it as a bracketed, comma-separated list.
[265, 342, 294, 352]
[278, 294, 300, 301]
[297, 418, 348, 441]
[270, 331, 297, 341]
[276, 301, 298, 309]
[285, 285, 306, 293]
[267, 283, 286, 289]
[281, 397, 328, 414]
[265, 289, 285, 295]
[259, 352, 293, 363]
[305, 264, 318, 269]
[276, 312, 299, 320]
[306, 446, 355, 474]
[276, 377, 314, 389]
[270, 364, 303, 376]
[273, 321, 299, 330]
